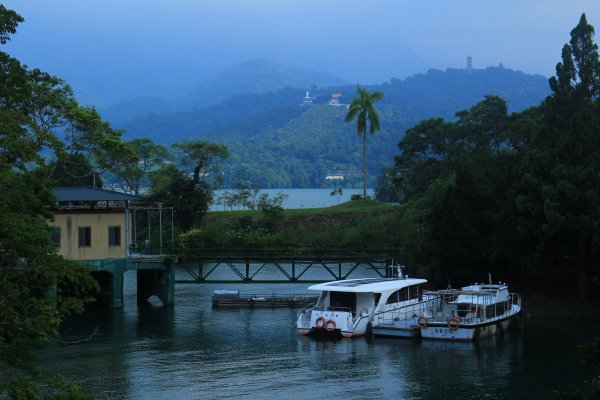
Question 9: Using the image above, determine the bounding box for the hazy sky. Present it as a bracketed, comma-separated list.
[3, 0, 600, 105]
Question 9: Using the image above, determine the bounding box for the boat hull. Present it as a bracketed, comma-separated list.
[297, 309, 371, 338]
[372, 316, 421, 338]
[420, 313, 519, 342]
[372, 325, 420, 338]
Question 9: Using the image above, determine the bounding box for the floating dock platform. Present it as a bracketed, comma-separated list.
[212, 290, 318, 308]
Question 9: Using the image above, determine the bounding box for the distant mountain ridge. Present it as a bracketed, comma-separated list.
[100, 58, 344, 123]
[114, 65, 551, 188]
[186, 58, 345, 103]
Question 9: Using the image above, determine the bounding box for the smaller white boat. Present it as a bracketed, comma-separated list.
[296, 266, 430, 338]
[418, 280, 521, 342]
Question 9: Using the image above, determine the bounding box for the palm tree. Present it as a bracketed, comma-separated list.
[344, 85, 384, 197]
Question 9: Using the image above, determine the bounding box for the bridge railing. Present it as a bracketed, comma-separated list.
[130, 246, 401, 260]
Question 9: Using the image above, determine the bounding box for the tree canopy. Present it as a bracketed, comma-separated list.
[0, 6, 126, 398]
[392, 14, 600, 298]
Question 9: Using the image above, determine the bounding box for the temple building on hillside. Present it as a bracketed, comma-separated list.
[329, 93, 343, 106]
[325, 172, 344, 181]
[301, 90, 314, 106]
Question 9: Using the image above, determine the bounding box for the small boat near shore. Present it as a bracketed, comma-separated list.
[297, 266, 434, 338]
[418, 281, 521, 342]
[212, 290, 318, 308]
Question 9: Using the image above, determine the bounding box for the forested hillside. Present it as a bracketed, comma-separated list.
[100, 58, 344, 123]
[114, 65, 550, 188]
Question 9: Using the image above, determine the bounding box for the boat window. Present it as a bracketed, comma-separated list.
[386, 290, 399, 304]
[497, 301, 506, 315]
[457, 303, 471, 318]
[400, 287, 409, 302]
[330, 291, 356, 310]
[386, 287, 413, 304]
[486, 301, 506, 318]
[409, 285, 420, 300]
[317, 291, 329, 306]
[374, 293, 381, 306]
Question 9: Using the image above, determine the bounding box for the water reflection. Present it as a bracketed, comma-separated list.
[45, 305, 132, 398]
[36, 279, 597, 400]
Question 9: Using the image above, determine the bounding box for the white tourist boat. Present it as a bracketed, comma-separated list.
[296, 266, 433, 338]
[418, 281, 521, 342]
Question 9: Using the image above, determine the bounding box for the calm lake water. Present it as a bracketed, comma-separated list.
[40, 267, 598, 400]
[211, 188, 376, 210]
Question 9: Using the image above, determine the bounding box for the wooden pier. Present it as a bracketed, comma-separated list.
[211, 290, 318, 308]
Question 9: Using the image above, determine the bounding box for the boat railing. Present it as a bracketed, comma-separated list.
[428, 291, 522, 325]
[375, 297, 440, 328]
[298, 306, 312, 327]
[347, 308, 370, 327]
[311, 306, 352, 313]
[423, 289, 459, 306]
[510, 293, 521, 307]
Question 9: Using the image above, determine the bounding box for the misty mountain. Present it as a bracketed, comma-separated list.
[184, 58, 345, 105]
[115, 66, 551, 188]
[99, 58, 344, 123]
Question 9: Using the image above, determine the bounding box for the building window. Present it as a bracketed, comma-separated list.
[51, 226, 61, 248]
[108, 226, 121, 247]
[78, 226, 91, 247]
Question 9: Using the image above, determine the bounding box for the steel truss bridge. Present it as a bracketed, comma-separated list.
[174, 248, 402, 284]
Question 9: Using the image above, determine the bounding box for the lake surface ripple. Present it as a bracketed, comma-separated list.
[41, 272, 597, 400]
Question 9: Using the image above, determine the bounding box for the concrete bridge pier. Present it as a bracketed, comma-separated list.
[94, 270, 124, 308]
[89, 259, 127, 308]
[136, 265, 175, 306]
[84, 259, 174, 308]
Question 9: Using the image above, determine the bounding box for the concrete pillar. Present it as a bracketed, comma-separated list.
[89, 259, 125, 308]
[111, 270, 124, 308]
[158, 264, 175, 306]
[136, 264, 174, 306]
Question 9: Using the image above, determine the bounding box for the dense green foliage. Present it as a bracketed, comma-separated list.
[113, 138, 171, 195]
[181, 199, 399, 254]
[49, 153, 103, 188]
[147, 164, 213, 231]
[111, 65, 549, 188]
[0, 6, 130, 398]
[560, 335, 600, 399]
[391, 14, 600, 296]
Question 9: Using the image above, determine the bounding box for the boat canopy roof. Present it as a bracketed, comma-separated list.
[308, 277, 427, 293]
[453, 284, 509, 304]
[462, 284, 507, 291]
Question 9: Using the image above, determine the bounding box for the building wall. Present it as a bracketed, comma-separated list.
[50, 210, 130, 260]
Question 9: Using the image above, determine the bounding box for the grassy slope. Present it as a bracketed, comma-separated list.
[195, 199, 402, 251]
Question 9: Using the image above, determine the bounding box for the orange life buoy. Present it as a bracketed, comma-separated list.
[417, 316, 428, 329]
[325, 319, 337, 331]
[315, 316, 326, 329]
[448, 317, 460, 330]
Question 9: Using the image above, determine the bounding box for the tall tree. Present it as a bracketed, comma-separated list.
[344, 85, 384, 197]
[394, 96, 511, 284]
[50, 153, 103, 188]
[114, 138, 171, 195]
[148, 164, 212, 231]
[518, 13, 600, 299]
[173, 140, 228, 187]
[147, 140, 228, 231]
